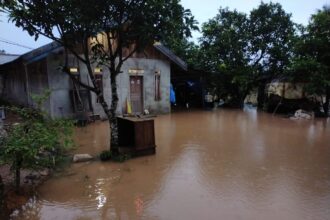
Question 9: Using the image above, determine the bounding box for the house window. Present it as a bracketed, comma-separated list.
[155, 71, 161, 101]
[70, 67, 81, 89]
[94, 68, 103, 103]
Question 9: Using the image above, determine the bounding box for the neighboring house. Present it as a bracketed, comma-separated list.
[0, 53, 20, 94]
[265, 79, 319, 113]
[266, 81, 306, 100]
[0, 42, 187, 119]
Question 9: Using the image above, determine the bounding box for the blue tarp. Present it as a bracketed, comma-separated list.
[170, 84, 176, 104]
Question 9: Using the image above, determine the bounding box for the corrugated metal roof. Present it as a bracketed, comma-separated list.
[21, 41, 62, 64]
[0, 54, 20, 65]
[0, 41, 187, 71]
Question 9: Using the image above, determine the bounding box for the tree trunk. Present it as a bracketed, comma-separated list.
[14, 156, 22, 193]
[323, 87, 330, 117]
[97, 89, 118, 154]
[241, 91, 250, 109]
[110, 72, 119, 154]
[257, 84, 266, 110]
[15, 167, 20, 193]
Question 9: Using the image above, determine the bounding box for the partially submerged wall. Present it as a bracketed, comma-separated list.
[1, 62, 29, 106]
[47, 53, 171, 119]
[267, 82, 305, 100]
[118, 58, 171, 115]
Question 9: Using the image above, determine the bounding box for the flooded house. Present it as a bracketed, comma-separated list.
[264, 79, 319, 113]
[0, 42, 187, 119]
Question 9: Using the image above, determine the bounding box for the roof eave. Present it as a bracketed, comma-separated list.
[153, 43, 188, 71]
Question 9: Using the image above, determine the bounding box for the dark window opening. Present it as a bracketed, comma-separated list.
[155, 74, 161, 101]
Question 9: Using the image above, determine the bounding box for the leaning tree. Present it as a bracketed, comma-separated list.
[2, 0, 196, 153]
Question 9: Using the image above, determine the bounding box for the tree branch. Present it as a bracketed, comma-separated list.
[63, 48, 97, 93]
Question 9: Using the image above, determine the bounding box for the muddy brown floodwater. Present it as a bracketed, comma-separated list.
[9, 109, 330, 220]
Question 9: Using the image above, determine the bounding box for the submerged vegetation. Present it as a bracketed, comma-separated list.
[99, 150, 131, 163]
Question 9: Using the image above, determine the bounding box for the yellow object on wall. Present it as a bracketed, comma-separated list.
[127, 99, 132, 114]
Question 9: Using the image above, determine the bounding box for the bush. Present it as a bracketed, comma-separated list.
[99, 150, 132, 162]
[0, 92, 74, 191]
[111, 153, 131, 163]
[99, 150, 112, 161]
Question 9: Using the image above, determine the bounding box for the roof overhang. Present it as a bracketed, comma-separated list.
[153, 42, 187, 71]
[0, 41, 188, 72]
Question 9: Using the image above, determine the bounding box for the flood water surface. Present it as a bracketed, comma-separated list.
[11, 110, 330, 220]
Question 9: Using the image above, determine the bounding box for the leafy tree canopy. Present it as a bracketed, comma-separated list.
[2, 0, 197, 151]
[199, 2, 296, 107]
[287, 6, 330, 115]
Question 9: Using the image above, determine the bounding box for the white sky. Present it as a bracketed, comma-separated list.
[0, 0, 329, 55]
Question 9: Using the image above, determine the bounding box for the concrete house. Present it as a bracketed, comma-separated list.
[264, 79, 322, 113]
[0, 42, 187, 119]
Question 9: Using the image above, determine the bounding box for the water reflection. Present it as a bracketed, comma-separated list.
[10, 109, 330, 220]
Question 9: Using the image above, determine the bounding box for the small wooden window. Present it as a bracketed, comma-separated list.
[154, 71, 161, 101]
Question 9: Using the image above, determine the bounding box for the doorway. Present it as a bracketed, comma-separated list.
[130, 76, 143, 113]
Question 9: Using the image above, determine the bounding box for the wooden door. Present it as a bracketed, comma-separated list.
[130, 76, 143, 113]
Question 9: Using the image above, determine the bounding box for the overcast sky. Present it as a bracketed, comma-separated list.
[0, 0, 329, 55]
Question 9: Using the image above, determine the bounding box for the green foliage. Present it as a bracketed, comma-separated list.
[200, 8, 254, 106]
[111, 153, 131, 163]
[249, 2, 296, 76]
[287, 6, 330, 115]
[99, 150, 111, 161]
[99, 150, 131, 163]
[164, 38, 201, 69]
[199, 3, 296, 107]
[2, 0, 197, 150]
[0, 92, 74, 189]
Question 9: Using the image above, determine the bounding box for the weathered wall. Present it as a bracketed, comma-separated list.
[26, 59, 51, 111]
[267, 82, 305, 99]
[87, 57, 171, 118]
[1, 62, 29, 106]
[47, 53, 171, 119]
[47, 53, 77, 118]
[0, 59, 50, 111]
[119, 58, 171, 115]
